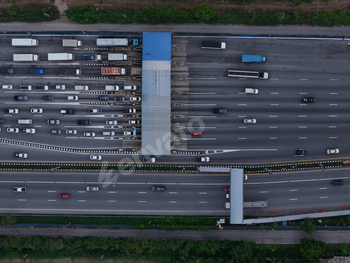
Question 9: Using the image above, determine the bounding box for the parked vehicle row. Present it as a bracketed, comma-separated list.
[2, 84, 138, 91]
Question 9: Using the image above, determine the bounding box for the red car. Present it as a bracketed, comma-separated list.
[59, 194, 70, 199]
[192, 132, 202, 136]
[224, 187, 230, 193]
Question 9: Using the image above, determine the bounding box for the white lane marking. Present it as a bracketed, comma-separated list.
[320, 196, 328, 199]
[169, 192, 177, 194]
[290, 198, 298, 201]
[269, 137, 277, 140]
[299, 92, 308, 94]
[138, 201, 146, 203]
[329, 126, 337, 128]
[47, 200, 56, 202]
[319, 187, 327, 190]
[289, 189, 297, 192]
[299, 104, 307, 106]
[329, 137, 337, 139]
[18, 199, 26, 201]
[34, 125, 42, 127]
[108, 200, 116, 203]
[299, 137, 307, 139]
[108, 191, 116, 194]
[299, 126, 307, 128]
[330, 79, 338, 81]
[329, 93, 337, 95]
[329, 115, 337, 117]
[78, 200, 86, 202]
[238, 104, 246, 106]
[270, 78, 279, 80]
[260, 191, 268, 194]
[299, 115, 307, 117]
[299, 79, 308, 81]
[238, 127, 247, 129]
[138, 192, 146, 194]
[271, 92, 279, 95]
[78, 191, 86, 193]
[199, 201, 207, 204]
[199, 192, 207, 194]
[238, 138, 246, 140]
[269, 126, 277, 129]
[238, 116, 246, 118]
[169, 201, 177, 204]
[329, 104, 338, 106]
[271, 104, 279, 106]
[269, 115, 278, 117]
[48, 190, 56, 193]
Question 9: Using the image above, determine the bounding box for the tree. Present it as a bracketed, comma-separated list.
[192, 5, 217, 22]
[299, 238, 326, 259]
[302, 218, 315, 235]
[1, 214, 17, 226]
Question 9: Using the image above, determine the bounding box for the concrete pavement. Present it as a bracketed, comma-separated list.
[1, 19, 350, 36]
[1, 227, 350, 244]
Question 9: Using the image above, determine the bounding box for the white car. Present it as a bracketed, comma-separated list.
[90, 155, 102, 160]
[51, 85, 66, 90]
[14, 153, 27, 158]
[47, 119, 60, 125]
[327, 148, 339, 155]
[13, 186, 26, 192]
[197, 156, 210, 163]
[7, 127, 19, 133]
[30, 108, 43, 114]
[89, 108, 102, 114]
[130, 96, 141, 102]
[2, 85, 12, 89]
[243, 118, 257, 124]
[86, 186, 99, 191]
[66, 129, 77, 135]
[84, 132, 95, 137]
[124, 131, 132, 136]
[106, 120, 118, 125]
[22, 128, 36, 134]
[6, 108, 19, 114]
[129, 120, 140, 125]
[67, 95, 78, 101]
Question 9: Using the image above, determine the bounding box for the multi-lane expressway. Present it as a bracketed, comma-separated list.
[0, 168, 348, 216]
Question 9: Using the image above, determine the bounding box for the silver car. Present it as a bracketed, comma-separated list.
[86, 186, 99, 191]
[243, 118, 257, 124]
[327, 148, 339, 155]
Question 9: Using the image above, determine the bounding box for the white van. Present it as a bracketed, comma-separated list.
[103, 131, 116, 136]
[105, 85, 120, 91]
[75, 85, 88, 91]
[18, 119, 32, 125]
[245, 88, 259, 94]
[124, 85, 137, 91]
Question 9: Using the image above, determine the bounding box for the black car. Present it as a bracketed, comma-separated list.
[295, 149, 307, 156]
[1, 68, 13, 74]
[60, 109, 75, 115]
[43, 96, 54, 101]
[0, 119, 5, 124]
[151, 186, 166, 192]
[50, 129, 62, 135]
[114, 96, 125, 102]
[302, 97, 316, 103]
[77, 119, 92, 125]
[99, 96, 110, 101]
[14, 95, 28, 101]
[213, 108, 228, 114]
[331, 180, 343, 186]
[83, 55, 96, 60]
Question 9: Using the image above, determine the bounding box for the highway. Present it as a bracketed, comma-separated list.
[0, 169, 349, 216]
[171, 37, 350, 163]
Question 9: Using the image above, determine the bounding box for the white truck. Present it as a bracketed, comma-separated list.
[48, 53, 74, 61]
[75, 85, 89, 91]
[12, 39, 39, 46]
[225, 202, 230, 209]
[62, 39, 82, 47]
[108, 53, 127, 61]
[105, 85, 120, 91]
[13, 54, 39, 62]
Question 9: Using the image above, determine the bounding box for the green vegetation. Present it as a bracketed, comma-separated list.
[66, 4, 350, 27]
[1, 214, 16, 226]
[302, 218, 315, 235]
[0, 236, 340, 262]
[0, 4, 59, 22]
